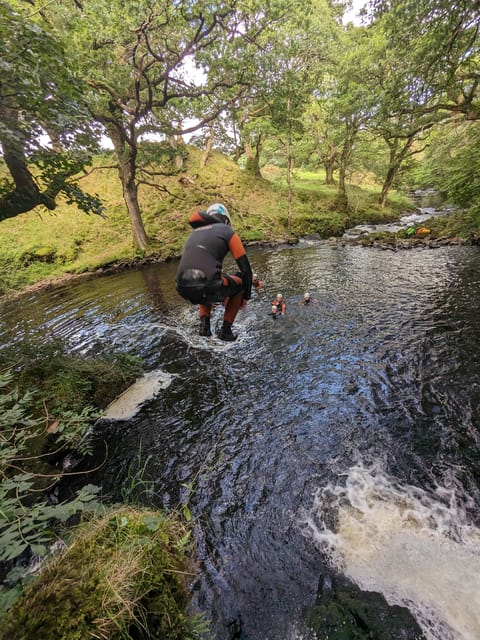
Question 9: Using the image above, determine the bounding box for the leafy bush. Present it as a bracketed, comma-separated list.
[0, 371, 100, 613]
[0, 339, 144, 613]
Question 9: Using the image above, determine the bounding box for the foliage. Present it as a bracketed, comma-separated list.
[369, 0, 480, 120]
[0, 338, 144, 614]
[443, 130, 480, 209]
[0, 370, 101, 613]
[36, 0, 293, 248]
[0, 506, 210, 640]
[410, 121, 480, 210]
[0, 1, 103, 218]
[0, 338, 144, 415]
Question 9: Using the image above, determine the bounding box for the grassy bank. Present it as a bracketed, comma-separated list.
[1, 506, 205, 640]
[0, 145, 414, 296]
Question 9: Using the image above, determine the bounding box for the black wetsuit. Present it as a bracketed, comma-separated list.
[176, 211, 252, 305]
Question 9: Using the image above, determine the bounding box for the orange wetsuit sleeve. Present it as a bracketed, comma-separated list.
[228, 233, 246, 260]
[188, 211, 206, 227]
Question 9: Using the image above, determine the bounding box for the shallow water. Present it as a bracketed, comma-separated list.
[2, 242, 480, 639]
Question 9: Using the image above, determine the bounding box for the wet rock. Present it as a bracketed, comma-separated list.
[307, 573, 425, 640]
[226, 613, 243, 639]
[61, 452, 84, 472]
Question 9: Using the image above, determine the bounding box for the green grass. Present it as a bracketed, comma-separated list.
[0, 146, 416, 296]
[0, 337, 144, 415]
[0, 506, 210, 640]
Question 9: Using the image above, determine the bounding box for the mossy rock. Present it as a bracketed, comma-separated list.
[307, 574, 425, 640]
[1, 507, 205, 640]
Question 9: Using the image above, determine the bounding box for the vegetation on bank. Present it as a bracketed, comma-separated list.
[0, 146, 415, 297]
[0, 339, 144, 611]
[0, 337, 205, 638]
[0, 506, 206, 640]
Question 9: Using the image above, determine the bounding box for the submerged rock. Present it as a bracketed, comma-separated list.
[307, 573, 425, 640]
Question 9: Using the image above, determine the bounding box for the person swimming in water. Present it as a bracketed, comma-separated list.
[300, 292, 318, 305]
[252, 273, 263, 289]
[271, 293, 286, 315]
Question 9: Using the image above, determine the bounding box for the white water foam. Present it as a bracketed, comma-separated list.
[153, 305, 255, 353]
[303, 463, 480, 640]
[103, 369, 175, 420]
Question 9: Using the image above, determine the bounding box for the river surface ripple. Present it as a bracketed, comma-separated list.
[1, 243, 480, 639]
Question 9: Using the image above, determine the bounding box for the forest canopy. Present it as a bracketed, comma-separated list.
[0, 0, 479, 244]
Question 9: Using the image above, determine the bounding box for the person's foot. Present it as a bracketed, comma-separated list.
[199, 316, 212, 337]
[218, 321, 237, 342]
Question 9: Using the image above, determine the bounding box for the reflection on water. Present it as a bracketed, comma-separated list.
[1, 243, 480, 639]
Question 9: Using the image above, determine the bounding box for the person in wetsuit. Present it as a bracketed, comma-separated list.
[271, 293, 286, 315]
[176, 203, 252, 341]
[252, 273, 263, 289]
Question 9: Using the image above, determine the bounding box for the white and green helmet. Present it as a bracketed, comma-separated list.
[207, 203, 231, 224]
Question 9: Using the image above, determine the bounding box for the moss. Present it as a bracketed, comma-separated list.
[241, 229, 266, 242]
[279, 213, 346, 238]
[308, 585, 424, 640]
[19, 245, 57, 265]
[0, 339, 144, 415]
[0, 507, 206, 640]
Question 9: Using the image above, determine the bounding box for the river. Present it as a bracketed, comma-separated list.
[1, 239, 480, 640]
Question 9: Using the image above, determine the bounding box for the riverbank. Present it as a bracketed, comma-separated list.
[0, 336, 205, 637]
[1, 506, 203, 640]
[0, 146, 414, 298]
[3, 209, 476, 304]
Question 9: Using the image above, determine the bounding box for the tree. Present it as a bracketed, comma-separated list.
[354, 22, 441, 206]
[414, 121, 480, 210]
[369, 0, 480, 121]
[250, 0, 338, 223]
[323, 26, 379, 210]
[351, 1, 479, 206]
[0, 1, 103, 221]
[51, 0, 288, 249]
[302, 98, 343, 183]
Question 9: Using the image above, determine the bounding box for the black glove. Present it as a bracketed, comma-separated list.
[236, 254, 252, 300]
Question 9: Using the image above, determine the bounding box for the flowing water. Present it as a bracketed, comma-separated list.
[1, 239, 480, 639]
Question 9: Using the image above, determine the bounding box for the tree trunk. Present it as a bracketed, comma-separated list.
[379, 136, 415, 208]
[286, 153, 293, 231]
[0, 105, 56, 219]
[286, 97, 293, 231]
[200, 124, 214, 168]
[379, 165, 398, 208]
[122, 176, 149, 250]
[325, 161, 335, 185]
[336, 164, 349, 210]
[108, 122, 149, 251]
[244, 140, 262, 176]
[169, 131, 185, 169]
[336, 120, 357, 211]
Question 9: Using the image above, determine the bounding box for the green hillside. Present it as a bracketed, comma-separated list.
[0, 145, 412, 296]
